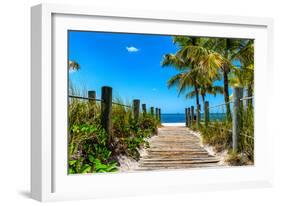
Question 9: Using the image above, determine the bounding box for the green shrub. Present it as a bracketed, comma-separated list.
[68, 120, 118, 174]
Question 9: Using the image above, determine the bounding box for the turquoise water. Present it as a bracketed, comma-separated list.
[161, 113, 226, 123]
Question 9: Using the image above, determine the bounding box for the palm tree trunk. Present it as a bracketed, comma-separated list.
[201, 94, 205, 105]
[224, 40, 232, 122]
[223, 68, 232, 121]
[194, 84, 200, 106]
[194, 84, 200, 122]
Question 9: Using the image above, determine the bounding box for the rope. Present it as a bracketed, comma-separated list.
[207, 124, 254, 139]
[207, 101, 233, 110]
[240, 96, 254, 101]
[68, 95, 132, 108]
[206, 96, 254, 110]
[112, 102, 131, 108]
[68, 95, 103, 102]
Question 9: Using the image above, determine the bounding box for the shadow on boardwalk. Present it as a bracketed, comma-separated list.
[137, 126, 220, 171]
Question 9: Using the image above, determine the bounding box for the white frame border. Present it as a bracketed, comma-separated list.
[31, 3, 274, 202]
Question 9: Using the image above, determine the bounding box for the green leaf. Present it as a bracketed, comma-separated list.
[80, 164, 91, 174]
[68, 168, 75, 174]
[88, 155, 95, 163]
[69, 159, 77, 166]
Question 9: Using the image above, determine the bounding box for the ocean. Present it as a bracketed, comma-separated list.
[161, 113, 226, 123]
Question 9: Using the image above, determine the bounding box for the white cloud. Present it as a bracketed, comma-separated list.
[126, 46, 139, 52]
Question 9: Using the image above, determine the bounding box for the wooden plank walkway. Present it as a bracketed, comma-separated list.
[138, 126, 220, 170]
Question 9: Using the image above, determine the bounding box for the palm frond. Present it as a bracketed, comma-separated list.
[185, 90, 196, 99]
[161, 54, 188, 70]
[69, 60, 80, 71]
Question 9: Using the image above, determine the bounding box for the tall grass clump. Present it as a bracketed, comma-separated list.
[199, 105, 254, 165]
[200, 120, 232, 152]
[227, 105, 254, 165]
[239, 105, 254, 162]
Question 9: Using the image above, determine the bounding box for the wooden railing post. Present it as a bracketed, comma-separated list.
[204, 101, 209, 127]
[101, 86, 112, 141]
[88, 90, 96, 117]
[196, 104, 201, 129]
[246, 87, 253, 109]
[185, 108, 188, 127]
[232, 87, 243, 151]
[158, 108, 161, 122]
[191, 106, 194, 127]
[150, 107, 154, 116]
[187, 108, 191, 127]
[155, 108, 159, 120]
[184, 108, 189, 127]
[142, 103, 147, 116]
[88, 90, 96, 102]
[133, 99, 140, 121]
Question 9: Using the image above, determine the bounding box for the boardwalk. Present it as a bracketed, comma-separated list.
[138, 126, 220, 170]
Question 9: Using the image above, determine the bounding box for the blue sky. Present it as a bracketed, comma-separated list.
[68, 31, 229, 113]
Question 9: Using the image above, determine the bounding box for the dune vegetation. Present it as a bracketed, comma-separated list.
[68, 84, 159, 174]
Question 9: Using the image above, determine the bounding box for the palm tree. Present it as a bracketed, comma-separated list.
[232, 40, 254, 86]
[162, 36, 225, 115]
[161, 54, 201, 106]
[171, 36, 224, 113]
[68, 60, 80, 72]
[230, 39, 254, 106]
[204, 38, 244, 121]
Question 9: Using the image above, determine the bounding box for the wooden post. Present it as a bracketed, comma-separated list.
[155, 108, 159, 119]
[158, 108, 161, 122]
[204, 101, 209, 127]
[243, 89, 247, 112]
[187, 108, 191, 127]
[196, 104, 201, 129]
[133, 99, 140, 121]
[88, 90, 96, 117]
[150, 107, 154, 116]
[247, 87, 253, 108]
[142, 104, 147, 116]
[232, 87, 243, 151]
[244, 87, 253, 112]
[101, 86, 112, 141]
[191, 106, 194, 126]
[88, 90, 96, 103]
[185, 108, 188, 127]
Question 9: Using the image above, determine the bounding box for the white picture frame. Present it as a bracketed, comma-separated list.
[31, 3, 274, 202]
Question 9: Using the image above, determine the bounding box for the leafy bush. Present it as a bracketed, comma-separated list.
[112, 109, 157, 160]
[68, 120, 118, 174]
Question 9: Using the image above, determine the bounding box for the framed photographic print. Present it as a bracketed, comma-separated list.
[31, 3, 274, 201]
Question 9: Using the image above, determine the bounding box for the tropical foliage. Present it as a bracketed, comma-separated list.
[162, 36, 254, 164]
[68, 60, 80, 72]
